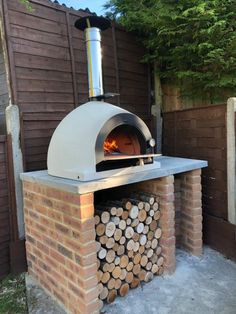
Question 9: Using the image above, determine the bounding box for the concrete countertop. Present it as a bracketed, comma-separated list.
[20, 156, 207, 194]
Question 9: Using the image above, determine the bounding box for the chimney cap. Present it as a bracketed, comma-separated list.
[75, 16, 111, 31]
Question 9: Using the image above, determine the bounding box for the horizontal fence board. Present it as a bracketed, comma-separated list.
[15, 67, 73, 82]
[14, 53, 72, 72]
[18, 91, 74, 103]
[22, 113, 66, 121]
[12, 37, 71, 61]
[19, 103, 74, 113]
[17, 79, 73, 93]
[23, 128, 56, 139]
[23, 120, 62, 130]
[25, 146, 48, 156]
[11, 25, 69, 48]
[9, 10, 68, 36]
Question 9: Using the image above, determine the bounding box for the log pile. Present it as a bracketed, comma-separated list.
[95, 192, 163, 305]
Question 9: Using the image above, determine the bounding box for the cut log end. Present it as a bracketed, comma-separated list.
[119, 283, 129, 297]
[107, 289, 117, 304]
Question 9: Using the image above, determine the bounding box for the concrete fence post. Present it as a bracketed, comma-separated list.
[6, 104, 25, 239]
[226, 98, 236, 225]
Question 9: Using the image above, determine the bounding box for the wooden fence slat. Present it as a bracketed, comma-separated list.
[12, 37, 71, 60]
[15, 67, 73, 82]
[18, 91, 74, 103]
[14, 53, 72, 72]
[9, 11, 68, 36]
[11, 24, 69, 48]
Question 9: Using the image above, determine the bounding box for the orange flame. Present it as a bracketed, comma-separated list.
[104, 139, 119, 154]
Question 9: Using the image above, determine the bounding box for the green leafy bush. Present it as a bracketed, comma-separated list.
[105, 0, 236, 99]
[0, 274, 27, 313]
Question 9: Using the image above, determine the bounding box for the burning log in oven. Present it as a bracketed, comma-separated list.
[95, 191, 163, 305]
[104, 127, 141, 156]
[104, 138, 120, 155]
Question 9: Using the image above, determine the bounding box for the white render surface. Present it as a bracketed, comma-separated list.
[47, 100, 154, 181]
[21, 156, 207, 195]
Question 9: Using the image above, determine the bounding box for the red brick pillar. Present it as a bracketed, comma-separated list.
[157, 176, 176, 274]
[23, 181, 100, 314]
[180, 169, 203, 256]
[135, 175, 176, 274]
[174, 178, 181, 247]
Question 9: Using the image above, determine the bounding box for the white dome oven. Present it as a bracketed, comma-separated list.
[47, 16, 160, 181]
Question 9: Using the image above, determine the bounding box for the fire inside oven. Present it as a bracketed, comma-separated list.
[104, 125, 143, 156]
[96, 120, 154, 172]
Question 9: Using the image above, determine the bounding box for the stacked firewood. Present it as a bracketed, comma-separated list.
[95, 192, 163, 305]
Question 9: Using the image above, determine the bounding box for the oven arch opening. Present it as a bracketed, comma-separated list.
[95, 113, 153, 172]
[103, 124, 146, 156]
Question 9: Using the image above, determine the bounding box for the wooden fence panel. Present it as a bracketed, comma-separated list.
[163, 104, 227, 220]
[0, 135, 10, 279]
[8, 0, 74, 113]
[162, 104, 236, 260]
[115, 27, 151, 120]
[21, 112, 67, 171]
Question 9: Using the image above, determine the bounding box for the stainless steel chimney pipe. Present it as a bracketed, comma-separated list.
[85, 27, 103, 98]
[75, 16, 111, 100]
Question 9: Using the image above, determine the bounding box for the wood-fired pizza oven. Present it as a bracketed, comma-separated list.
[47, 16, 160, 181]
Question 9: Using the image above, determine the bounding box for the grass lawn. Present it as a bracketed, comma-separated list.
[0, 273, 27, 313]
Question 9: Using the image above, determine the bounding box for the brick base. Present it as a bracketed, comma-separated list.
[23, 181, 100, 314]
[22, 170, 203, 313]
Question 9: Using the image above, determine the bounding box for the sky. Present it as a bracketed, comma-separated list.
[57, 0, 108, 15]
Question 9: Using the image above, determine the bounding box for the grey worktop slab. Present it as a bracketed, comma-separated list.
[20, 156, 207, 194]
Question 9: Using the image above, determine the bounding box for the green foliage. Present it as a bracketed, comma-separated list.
[105, 0, 236, 98]
[0, 274, 27, 313]
[19, 0, 34, 12]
